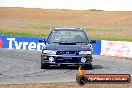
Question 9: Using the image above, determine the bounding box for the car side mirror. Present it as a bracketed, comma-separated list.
[39, 38, 47, 44]
[89, 40, 96, 43]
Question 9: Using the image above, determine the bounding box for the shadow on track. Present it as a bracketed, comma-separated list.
[93, 65, 103, 69]
[42, 64, 103, 70]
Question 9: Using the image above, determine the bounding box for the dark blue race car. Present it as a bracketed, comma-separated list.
[39, 28, 96, 69]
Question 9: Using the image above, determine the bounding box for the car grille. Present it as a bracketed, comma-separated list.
[56, 57, 80, 63]
[56, 51, 79, 55]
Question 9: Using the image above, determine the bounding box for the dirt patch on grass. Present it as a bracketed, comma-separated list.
[0, 82, 131, 88]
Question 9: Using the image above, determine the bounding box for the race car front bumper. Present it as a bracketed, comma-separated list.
[41, 54, 93, 65]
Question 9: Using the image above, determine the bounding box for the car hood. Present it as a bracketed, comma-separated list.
[45, 44, 91, 51]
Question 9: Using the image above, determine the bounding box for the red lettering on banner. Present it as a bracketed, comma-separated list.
[101, 41, 132, 58]
[0, 39, 3, 48]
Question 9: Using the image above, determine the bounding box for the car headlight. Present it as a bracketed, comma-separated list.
[43, 50, 56, 54]
[79, 51, 92, 54]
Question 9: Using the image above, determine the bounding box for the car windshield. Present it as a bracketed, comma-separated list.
[47, 30, 89, 44]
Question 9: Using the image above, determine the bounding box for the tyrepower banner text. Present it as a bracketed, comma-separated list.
[0, 35, 45, 51]
[0, 35, 101, 55]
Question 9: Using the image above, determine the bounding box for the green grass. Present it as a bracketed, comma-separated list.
[0, 30, 132, 41]
[0, 8, 131, 42]
[0, 31, 47, 37]
[91, 37, 132, 41]
[0, 24, 131, 41]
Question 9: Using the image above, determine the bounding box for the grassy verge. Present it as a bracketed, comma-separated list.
[0, 22, 131, 41]
[0, 31, 47, 37]
[0, 31, 131, 41]
[91, 37, 132, 42]
[0, 8, 132, 41]
[0, 21, 131, 41]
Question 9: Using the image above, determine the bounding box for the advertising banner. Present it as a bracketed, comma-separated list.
[0, 35, 45, 51]
[101, 40, 132, 58]
[0, 35, 101, 55]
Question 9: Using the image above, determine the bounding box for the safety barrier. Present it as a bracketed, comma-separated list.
[101, 40, 132, 58]
[0, 35, 101, 55]
[1, 35, 132, 58]
[0, 35, 45, 51]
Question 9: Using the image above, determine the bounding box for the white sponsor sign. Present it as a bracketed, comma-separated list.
[101, 40, 132, 58]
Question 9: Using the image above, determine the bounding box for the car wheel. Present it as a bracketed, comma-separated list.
[41, 64, 49, 69]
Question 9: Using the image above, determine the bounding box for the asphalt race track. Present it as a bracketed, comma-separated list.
[0, 48, 132, 84]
